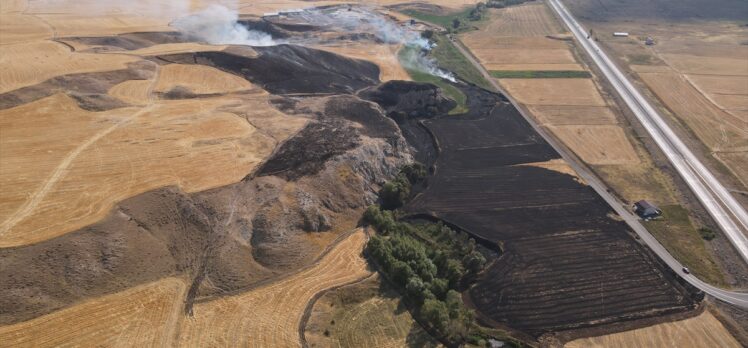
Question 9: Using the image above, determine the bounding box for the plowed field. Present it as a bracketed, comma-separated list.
[405, 85, 694, 336]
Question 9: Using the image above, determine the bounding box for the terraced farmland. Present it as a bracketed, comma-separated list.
[405, 85, 695, 336]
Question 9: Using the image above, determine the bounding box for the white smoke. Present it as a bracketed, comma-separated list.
[298, 7, 456, 82]
[172, 4, 277, 46]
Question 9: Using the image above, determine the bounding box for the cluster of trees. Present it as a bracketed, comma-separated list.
[364, 205, 487, 343]
[485, 0, 531, 9]
[379, 163, 427, 209]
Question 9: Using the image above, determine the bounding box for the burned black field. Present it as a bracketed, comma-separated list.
[402, 84, 697, 336]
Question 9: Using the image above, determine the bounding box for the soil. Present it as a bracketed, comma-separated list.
[565, 0, 748, 22]
[157, 44, 381, 95]
[0, 61, 155, 110]
[0, 46, 411, 325]
[386, 83, 698, 337]
[62, 31, 193, 51]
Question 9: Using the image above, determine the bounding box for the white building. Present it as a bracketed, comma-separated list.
[613, 32, 629, 37]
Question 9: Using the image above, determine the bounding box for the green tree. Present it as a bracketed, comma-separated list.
[452, 18, 461, 29]
[463, 251, 486, 275]
[406, 277, 426, 302]
[421, 299, 450, 332]
[430, 278, 449, 300]
[445, 259, 465, 288]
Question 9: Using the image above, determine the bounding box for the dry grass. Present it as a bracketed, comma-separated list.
[478, 3, 563, 37]
[177, 229, 371, 347]
[638, 71, 748, 150]
[0, 93, 304, 247]
[517, 159, 582, 181]
[596, 164, 678, 205]
[717, 152, 748, 189]
[121, 43, 232, 56]
[315, 44, 410, 82]
[529, 105, 617, 125]
[304, 275, 438, 348]
[0, 278, 187, 348]
[710, 94, 748, 112]
[0, 14, 53, 44]
[471, 48, 577, 66]
[565, 311, 740, 348]
[484, 63, 584, 71]
[660, 54, 748, 76]
[154, 64, 255, 95]
[0, 41, 138, 93]
[499, 78, 607, 106]
[108, 79, 152, 105]
[549, 125, 640, 165]
[686, 75, 748, 96]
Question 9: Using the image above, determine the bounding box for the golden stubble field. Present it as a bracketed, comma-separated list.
[0, 0, 430, 247]
[459, 1, 684, 206]
[0, 229, 370, 347]
[595, 19, 748, 188]
[565, 311, 741, 348]
[177, 229, 370, 347]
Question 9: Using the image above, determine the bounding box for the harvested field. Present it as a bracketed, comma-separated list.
[314, 44, 410, 82]
[484, 63, 585, 71]
[154, 64, 255, 95]
[401, 85, 694, 336]
[516, 159, 581, 180]
[717, 152, 748, 188]
[35, 14, 169, 37]
[0, 41, 138, 93]
[528, 105, 617, 125]
[462, 36, 572, 50]
[470, 48, 577, 66]
[660, 54, 748, 76]
[686, 75, 748, 96]
[0, 14, 53, 44]
[565, 311, 740, 348]
[177, 229, 371, 347]
[548, 125, 640, 165]
[477, 3, 563, 37]
[120, 43, 231, 56]
[304, 275, 437, 348]
[499, 78, 607, 106]
[0, 278, 187, 347]
[0, 94, 295, 247]
[638, 71, 748, 149]
[710, 94, 748, 112]
[108, 79, 152, 105]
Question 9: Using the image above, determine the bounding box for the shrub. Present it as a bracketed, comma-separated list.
[698, 227, 716, 241]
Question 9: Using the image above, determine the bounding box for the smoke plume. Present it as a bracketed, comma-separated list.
[173, 4, 277, 46]
[299, 7, 456, 82]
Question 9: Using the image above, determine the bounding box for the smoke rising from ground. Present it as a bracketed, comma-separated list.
[173, 4, 277, 46]
[298, 7, 456, 82]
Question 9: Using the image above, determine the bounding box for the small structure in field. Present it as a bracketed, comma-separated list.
[613, 32, 629, 37]
[645, 36, 655, 45]
[633, 200, 662, 220]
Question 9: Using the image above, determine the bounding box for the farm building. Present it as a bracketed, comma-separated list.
[613, 32, 629, 37]
[633, 200, 662, 220]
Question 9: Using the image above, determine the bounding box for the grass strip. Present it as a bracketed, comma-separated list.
[644, 205, 726, 287]
[431, 34, 494, 90]
[397, 46, 468, 115]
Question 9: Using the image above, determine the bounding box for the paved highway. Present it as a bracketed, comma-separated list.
[446, 10, 748, 308]
[546, 0, 748, 264]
